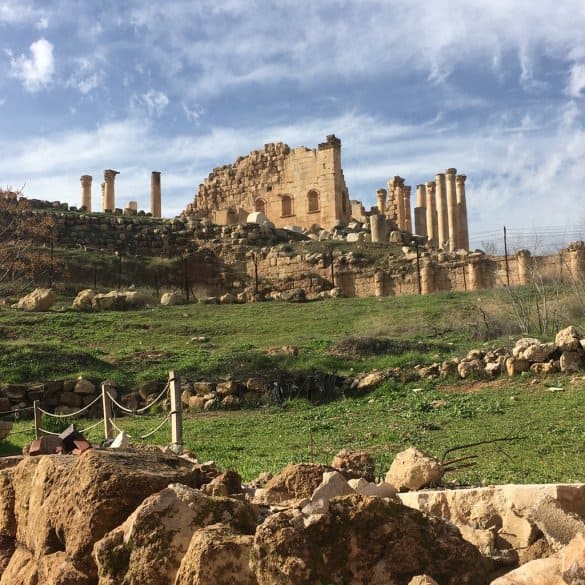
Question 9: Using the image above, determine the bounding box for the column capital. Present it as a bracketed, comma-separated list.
[376, 188, 387, 195]
[435, 173, 445, 179]
[104, 169, 119, 182]
[80, 174, 92, 184]
[445, 168, 457, 175]
[425, 181, 436, 192]
[456, 174, 467, 184]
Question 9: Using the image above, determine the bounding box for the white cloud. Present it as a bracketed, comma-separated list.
[182, 103, 204, 124]
[9, 38, 55, 92]
[567, 63, 585, 98]
[66, 58, 102, 95]
[0, 1, 46, 25]
[138, 90, 169, 117]
[36, 16, 49, 30]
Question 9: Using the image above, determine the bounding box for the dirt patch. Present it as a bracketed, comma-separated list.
[441, 376, 536, 394]
[329, 337, 441, 357]
[109, 351, 172, 365]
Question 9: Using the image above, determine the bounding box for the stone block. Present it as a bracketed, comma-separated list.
[74, 378, 96, 395]
[60, 392, 82, 408]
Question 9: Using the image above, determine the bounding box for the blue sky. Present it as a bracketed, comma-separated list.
[2, 0, 585, 251]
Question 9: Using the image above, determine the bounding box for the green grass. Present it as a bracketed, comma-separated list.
[0, 292, 492, 387]
[3, 375, 585, 484]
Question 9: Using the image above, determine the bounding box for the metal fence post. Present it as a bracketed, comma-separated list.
[33, 400, 41, 439]
[169, 370, 183, 453]
[102, 383, 113, 441]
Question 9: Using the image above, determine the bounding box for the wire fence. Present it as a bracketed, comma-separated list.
[0, 371, 184, 452]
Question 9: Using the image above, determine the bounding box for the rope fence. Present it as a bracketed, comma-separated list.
[17, 370, 184, 453]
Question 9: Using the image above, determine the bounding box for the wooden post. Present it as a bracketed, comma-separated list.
[102, 383, 113, 441]
[504, 226, 510, 287]
[169, 370, 183, 453]
[33, 400, 41, 439]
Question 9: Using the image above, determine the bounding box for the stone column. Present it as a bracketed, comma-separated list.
[456, 174, 469, 251]
[373, 270, 384, 297]
[151, 171, 162, 217]
[567, 241, 585, 281]
[421, 258, 435, 295]
[445, 168, 459, 252]
[403, 186, 412, 233]
[467, 255, 484, 291]
[414, 184, 427, 237]
[425, 181, 438, 248]
[103, 169, 119, 212]
[370, 214, 388, 244]
[80, 175, 92, 212]
[390, 176, 405, 230]
[376, 188, 387, 215]
[435, 173, 448, 249]
[516, 250, 532, 285]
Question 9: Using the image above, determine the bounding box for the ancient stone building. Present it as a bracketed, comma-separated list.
[185, 135, 352, 229]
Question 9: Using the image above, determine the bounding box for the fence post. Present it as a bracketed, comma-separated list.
[102, 383, 113, 441]
[33, 400, 41, 439]
[169, 370, 183, 454]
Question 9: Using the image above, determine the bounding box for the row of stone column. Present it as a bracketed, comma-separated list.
[80, 171, 162, 217]
[413, 169, 469, 251]
[375, 169, 469, 251]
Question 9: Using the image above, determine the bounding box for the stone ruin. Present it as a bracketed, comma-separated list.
[184, 134, 471, 252]
[79, 169, 162, 217]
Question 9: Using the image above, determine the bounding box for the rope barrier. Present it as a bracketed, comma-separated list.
[7, 427, 35, 436]
[133, 383, 169, 414]
[37, 394, 101, 419]
[37, 427, 61, 436]
[79, 420, 103, 434]
[108, 417, 127, 436]
[138, 414, 170, 440]
[0, 406, 35, 416]
[107, 383, 169, 416]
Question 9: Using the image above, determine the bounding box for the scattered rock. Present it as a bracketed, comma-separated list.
[72, 289, 96, 310]
[385, 447, 444, 492]
[331, 448, 375, 482]
[15, 288, 55, 312]
[160, 290, 183, 306]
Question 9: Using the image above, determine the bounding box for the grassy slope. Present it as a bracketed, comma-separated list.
[1, 286, 585, 483]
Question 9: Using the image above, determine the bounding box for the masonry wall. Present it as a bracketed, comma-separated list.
[187, 135, 352, 230]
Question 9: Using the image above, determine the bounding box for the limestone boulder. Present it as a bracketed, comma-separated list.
[355, 370, 391, 392]
[522, 342, 557, 363]
[201, 470, 242, 497]
[409, 577, 439, 585]
[246, 211, 271, 226]
[73, 378, 95, 395]
[280, 288, 306, 303]
[220, 292, 237, 304]
[555, 326, 582, 352]
[174, 524, 257, 585]
[505, 357, 531, 376]
[258, 464, 334, 504]
[386, 448, 444, 492]
[489, 557, 563, 584]
[560, 350, 583, 373]
[301, 471, 355, 515]
[72, 289, 96, 311]
[94, 483, 256, 585]
[160, 290, 183, 306]
[92, 290, 146, 311]
[458, 359, 484, 379]
[512, 338, 542, 358]
[15, 288, 55, 312]
[251, 495, 491, 585]
[348, 478, 397, 499]
[331, 448, 376, 482]
[3, 450, 204, 582]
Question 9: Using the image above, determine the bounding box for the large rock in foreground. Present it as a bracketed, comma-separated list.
[251, 494, 491, 585]
[0, 450, 204, 584]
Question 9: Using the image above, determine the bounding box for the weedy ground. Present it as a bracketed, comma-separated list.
[1, 285, 585, 483]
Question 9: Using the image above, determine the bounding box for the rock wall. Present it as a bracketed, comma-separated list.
[186, 135, 352, 230]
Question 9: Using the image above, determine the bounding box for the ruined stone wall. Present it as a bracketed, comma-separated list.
[186, 135, 352, 230]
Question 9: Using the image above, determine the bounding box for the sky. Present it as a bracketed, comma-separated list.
[2, 0, 585, 252]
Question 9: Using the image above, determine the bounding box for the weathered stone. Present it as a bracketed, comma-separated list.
[252, 495, 490, 585]
[561, 533, 585, 584]
[174, 524, 257, 585]
[201, 470, 242, 497]
[194, 382, 216, 396]
[555, 326, 582, 352]
[458, 358, 484, 378]
[490, 557, 563, 584]
[355, 370, 390, 392]
[72, 289, 96, 310]
[94, 484, 256, 585]
[74, 378, 95, 395]
[221, 395, 241, 408]
[331, 448, 375, 482]
[385, 448, 444, 492]
[409, 577, 439, 585]
[280, 288, 306, 303]
[505, 357, 531, 376]
[301, 471, 355, 515]
[260, 464, 335, 504]
[188, 396, 207, 410]
[15, 288, 55, 312]
[216, 380, 239, 397]
[5, 450, 204, 582]
[530, 495, 585, 547]
[560, 350, 583, 373]
[220, 292, 236, 304]
[348, 478, 397, 499]
[160, 290, 183, 306]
